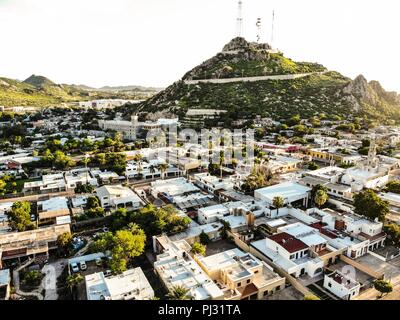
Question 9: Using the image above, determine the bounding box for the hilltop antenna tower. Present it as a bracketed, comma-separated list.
[271, 9, 275, 47]
[236, 0, 243, 38]
[256, 18, 262, 43]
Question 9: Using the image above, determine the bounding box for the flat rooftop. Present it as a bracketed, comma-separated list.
[255, 182, 311, 203]
[86, 267, 154, 300]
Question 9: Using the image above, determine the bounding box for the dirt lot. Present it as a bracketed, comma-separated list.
[205, 239, 237, 256]
[264, 285, 303, 301]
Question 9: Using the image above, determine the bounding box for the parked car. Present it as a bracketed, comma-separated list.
[104, 269, 112, 277]
[79, 261, 87, 271]
[71, 263, 79, 273]
[102, 227, 109, 233]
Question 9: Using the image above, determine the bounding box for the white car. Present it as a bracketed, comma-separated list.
[79, 261, 87, 271]
[71, 263, 79, 273]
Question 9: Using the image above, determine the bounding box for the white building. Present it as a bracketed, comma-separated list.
[85, 268, 154, 300]
[153, 238, 224, 300]
[23, 173, 66, 194]
[96, 185, 144, 210]
[254, 182, 311, 207]
[193, 173, 235, 194]
[64, 170, 98, 190]
[150, 177, 200, 202]
[98, 115, 139, 140]
[323, 270, 360, 300]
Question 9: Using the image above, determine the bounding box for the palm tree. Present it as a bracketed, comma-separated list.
[149, 165, 156, 180]
[273, 196, 285, 215]
[166, 285, 191, 300]
[133, 154, 143, 179]
[159, 163, 168, 180]
[219, 152, 225, 180]
[67, 273, 84, 290]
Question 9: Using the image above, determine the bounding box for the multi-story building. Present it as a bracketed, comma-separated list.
[195, 249, 285, 300]
[0, 224, 70, 268]
[153, 237, 224, 300]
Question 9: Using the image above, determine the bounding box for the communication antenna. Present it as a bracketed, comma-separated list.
[256, 18, 262, 43]
[236, 0, 243, 37]
[271, 9, 275, 46]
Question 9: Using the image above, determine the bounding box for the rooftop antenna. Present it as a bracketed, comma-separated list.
[271, 9, 275, 47]
[236, 0, 243, 38]
[256, 18, 262, 43]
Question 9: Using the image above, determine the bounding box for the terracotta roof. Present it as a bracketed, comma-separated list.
[309, 222, 338, 239]
[358, 232, 386, 241]
[238, 283, 258, 298]
[268, 232, 308, 253]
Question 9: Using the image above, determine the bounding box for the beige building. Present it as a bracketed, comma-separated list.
[0, 224, 70, 268]
[195, 249, 285, 300]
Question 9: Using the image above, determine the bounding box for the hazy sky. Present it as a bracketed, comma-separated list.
[0, 0, 399, 92]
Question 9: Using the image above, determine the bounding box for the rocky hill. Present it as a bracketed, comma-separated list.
[133, 37, 400, 125]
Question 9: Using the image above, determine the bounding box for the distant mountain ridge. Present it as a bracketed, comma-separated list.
[0, 74, 160, 107]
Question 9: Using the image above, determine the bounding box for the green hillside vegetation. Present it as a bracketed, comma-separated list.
[185, 52, 326, 80]
[138, 71, 352, 122]
[132, 38, 400, 125]
[0, 75, 158, 107]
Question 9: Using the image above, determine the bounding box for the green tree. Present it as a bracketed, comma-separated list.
[75, 183, 94, 194]
[373, 279, 393, 298]
[384, 224, 400, 246]
[273, 196, 285, 215]
[354, 190, 389, 222]
[311, 185, 328, 202]
[57, 232, 73, 253]
[158, 163, 169, 180]
[304, 295, 320, 300]
[166, 285, 191, 300]
[86, 196, 101, 209]
[314, 189, 328, 208]
[385, 181, 400, 194]
[90, 224, 146, 274]
[191, 242, 206, 256]
[308, 162, 320, 171]
[199, 231, 210, 245]
[23, 270, 42, 287]
[66, 273, 84, 290]
[7, 201, 35, 232]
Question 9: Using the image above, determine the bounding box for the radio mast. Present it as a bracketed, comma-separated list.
[236, 0, 243, 37]
[271, 9, 275, 46]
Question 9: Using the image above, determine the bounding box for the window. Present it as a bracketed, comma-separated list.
[247, 279, 251, 284]
[237, 282, 241, 287]
[254, 270, 259, 274]
[328, 282, 332, 288]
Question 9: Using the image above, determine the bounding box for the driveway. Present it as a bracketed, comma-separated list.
[42, 259, 66, 300]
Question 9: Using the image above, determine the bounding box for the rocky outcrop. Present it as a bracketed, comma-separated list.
[342, 75, 400, 114]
